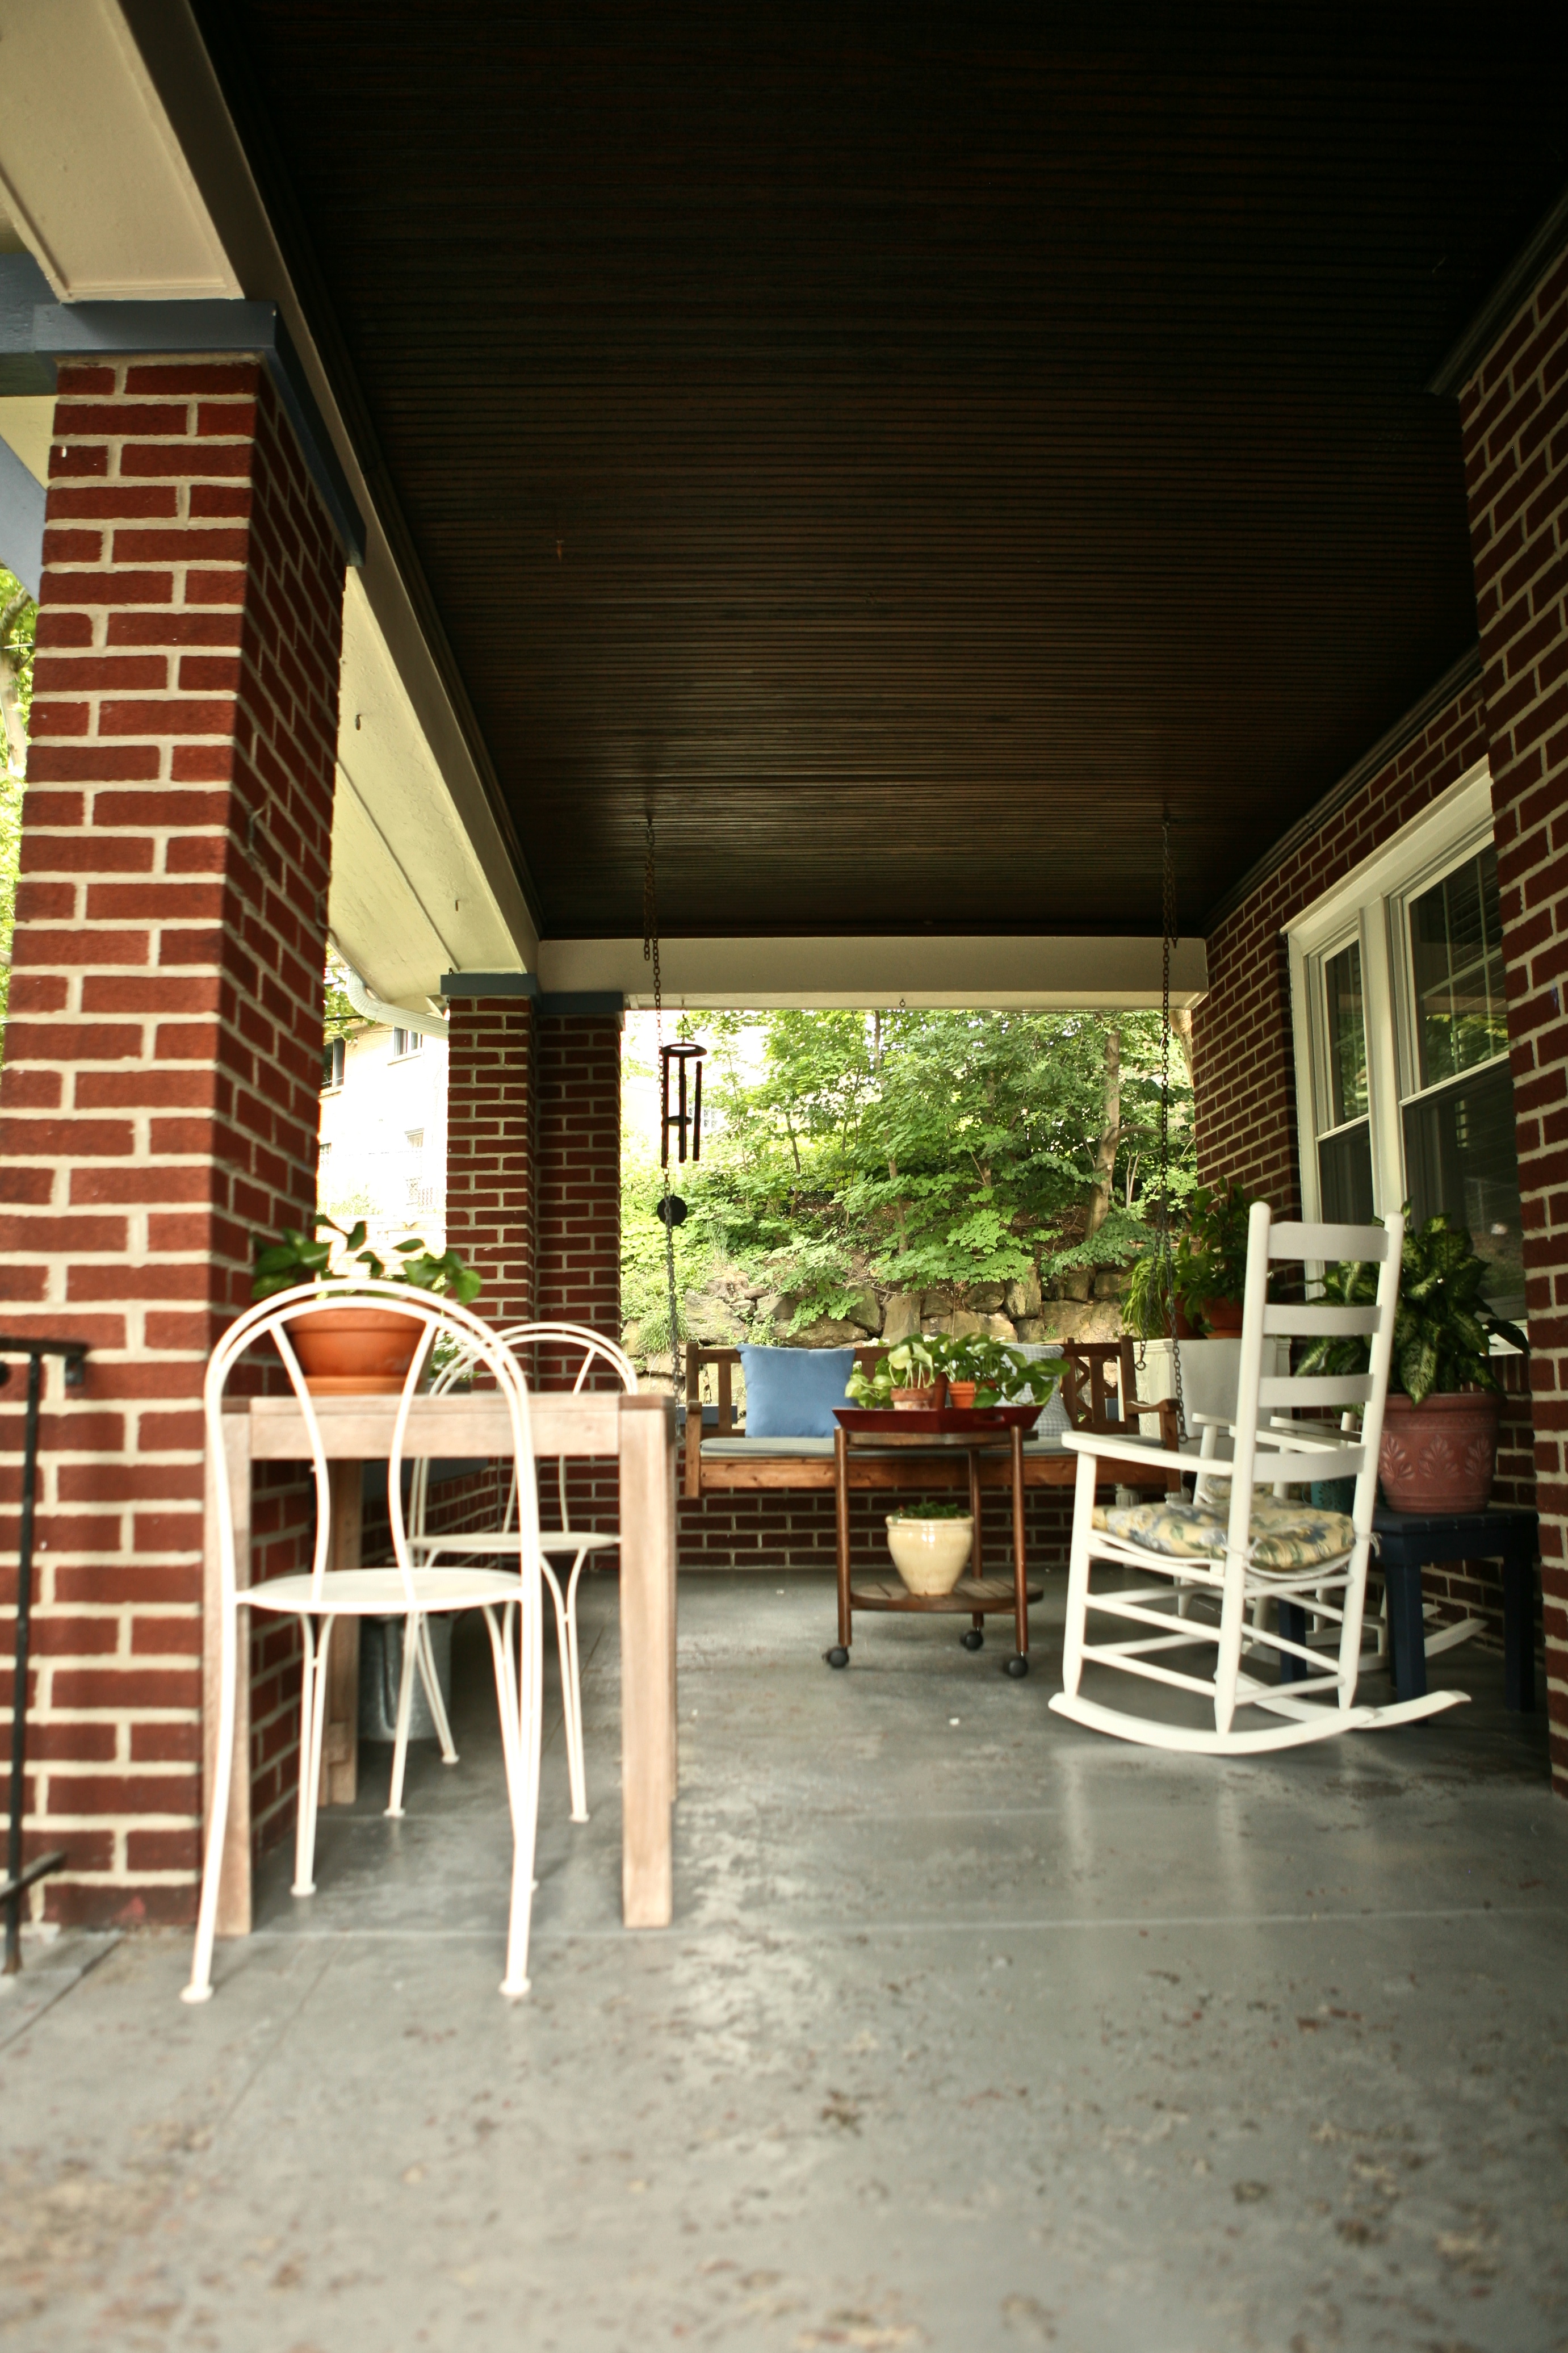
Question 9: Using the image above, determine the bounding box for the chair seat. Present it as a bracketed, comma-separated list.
[244, 1567, 526, 1616]
[1091, 1493, 1357, 1569]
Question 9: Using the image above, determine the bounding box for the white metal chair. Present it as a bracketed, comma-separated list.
[1050, 1204, 1469, 1752]
[184, 1279, 545, 2005]
[403, 1322, 637, 1824]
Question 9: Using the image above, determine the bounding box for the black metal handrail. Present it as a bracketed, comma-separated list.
[1, 1335, 89, 1974]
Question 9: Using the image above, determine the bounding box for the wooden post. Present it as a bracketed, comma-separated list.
[203, 1411, 253, 1938]
[618, 1394, 677, 1927]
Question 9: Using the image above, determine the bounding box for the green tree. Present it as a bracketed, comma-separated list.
[625, 1006, 1196, 1339]
[0, 565, 37, 1033]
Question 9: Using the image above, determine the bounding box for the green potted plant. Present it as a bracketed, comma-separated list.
[251, 1217, 482, 1393]
[928, 1333, 1063, 1413]
[1123, 1181, 1257, 1339]
[1297, 1212, 1525, 1513]
[884, 1497, 974, 1595]
[845, 1337, 945, 1409]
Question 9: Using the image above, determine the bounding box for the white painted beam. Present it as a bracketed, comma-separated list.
[532, 935, 1208, 1010]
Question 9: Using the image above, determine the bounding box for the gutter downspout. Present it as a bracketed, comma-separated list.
[333, 950, 448, 1041]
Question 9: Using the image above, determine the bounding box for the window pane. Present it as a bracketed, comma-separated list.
[1401, 1059, 1524, 1319]
[1410, 845, 1509, 1087]
[1322, 940, 1368, 1128]
[1318, 1119, 1374, 1224]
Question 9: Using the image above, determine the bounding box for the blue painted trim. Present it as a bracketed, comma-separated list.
[0, 438, 44, 597]
[0, 275, 364, 566]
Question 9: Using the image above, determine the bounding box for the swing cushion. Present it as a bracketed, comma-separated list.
[739, 1345, 860, 1439]
[1091, 1494, 1357, 1569]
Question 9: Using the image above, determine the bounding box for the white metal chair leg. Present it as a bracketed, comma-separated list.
[182, 1593, 241, 2004]
[385, 1609, 423, 1818]
[481, 1603, 539, 2000]
[561, 1547, 593, 1823]
[542, 1557, 588, 1823]
[293, 1615, 336, 1895]
[417, 1614, 459, 1763]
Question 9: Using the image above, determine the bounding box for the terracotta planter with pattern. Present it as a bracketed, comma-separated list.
[1378, 1390, 1502, 1515]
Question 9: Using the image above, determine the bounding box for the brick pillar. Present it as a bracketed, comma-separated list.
[0, 358, 345, 1921]
[536, 1011, 622, 1344]
[1460, 245, 1568, 1793]
[445, 997, 535, 1323]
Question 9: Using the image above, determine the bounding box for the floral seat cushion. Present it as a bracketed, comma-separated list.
[1091, 1493, 1357, 1569]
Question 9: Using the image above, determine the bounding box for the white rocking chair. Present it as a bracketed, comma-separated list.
[1050, 1204, 1469, 1753]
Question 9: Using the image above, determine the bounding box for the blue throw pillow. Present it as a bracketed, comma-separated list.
[739, 1344, 858, 1439]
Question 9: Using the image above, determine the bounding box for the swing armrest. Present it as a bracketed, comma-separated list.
[1062, 1431, 1198, 1472]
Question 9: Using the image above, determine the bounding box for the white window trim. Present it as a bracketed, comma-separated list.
[1285, 756, 1495, 1226]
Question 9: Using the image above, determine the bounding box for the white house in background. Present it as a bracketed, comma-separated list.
[318, 1022, 449, 1255]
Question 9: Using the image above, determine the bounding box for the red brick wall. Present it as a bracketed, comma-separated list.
[1191, 683, 1491, 1207]
[678, 1483, 1074, 1586]
[536, 1012, 621, 1348]
[0, 358, 345, 1923]
[445, 998, 535, 1324]
[1460, 243, 1568, 1790]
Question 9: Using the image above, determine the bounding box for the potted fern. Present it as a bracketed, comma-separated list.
[884, 1497, 974, 1594]
[1298, 1213, 1525, 1513]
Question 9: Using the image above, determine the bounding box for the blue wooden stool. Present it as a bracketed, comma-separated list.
[1279, 1506, 1537, 1711]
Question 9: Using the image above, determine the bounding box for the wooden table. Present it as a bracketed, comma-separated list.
[203, 1390, 677, 1939]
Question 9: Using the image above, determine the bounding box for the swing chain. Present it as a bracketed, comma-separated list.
[1158, 821, 1187, 1450]
[644, 817, 682, 1388]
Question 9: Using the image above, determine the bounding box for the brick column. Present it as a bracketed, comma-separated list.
[445, 997, 535, 1324]
[0, 358, 345, 1921]
[1460, 245, 1568, 1794]
[535, 1012, 622, 1344]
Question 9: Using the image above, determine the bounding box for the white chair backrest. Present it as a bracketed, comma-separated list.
[1216, 1204, 1403, 1557]
[204, 1279, 540, 1611]
[409, 1320, 634, 1534]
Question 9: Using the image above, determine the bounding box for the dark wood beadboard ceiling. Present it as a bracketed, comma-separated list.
[196, 3, 1568, 939]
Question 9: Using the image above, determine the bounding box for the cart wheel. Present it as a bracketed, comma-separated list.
[1005, 1653, 1029, 1678]
[825, 1646, 850, 1669]
[961, 1629, 984, 1652]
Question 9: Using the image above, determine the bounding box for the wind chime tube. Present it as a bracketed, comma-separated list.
[692, 1055, 702, 1164]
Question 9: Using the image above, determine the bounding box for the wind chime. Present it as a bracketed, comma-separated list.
[643, 820, 706, 1378]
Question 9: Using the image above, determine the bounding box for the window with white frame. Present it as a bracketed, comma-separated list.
[391, 1026, 425, 1060]
[1287, 759, 1524, 1321]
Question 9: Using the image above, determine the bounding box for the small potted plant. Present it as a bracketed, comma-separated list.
[845, 1337, 945, 1410]
[251, 1217, 482, 1392]
[928, 1333, 1063, 1414]
[1298, 1212, 1525, 1514]
[884, 1497, 974, 1596]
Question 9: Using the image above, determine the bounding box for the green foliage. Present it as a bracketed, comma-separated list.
[887, 1498, 973, 1521]
[0, 566, 38, 1033]
[845, 1337, 938, 1404]
[1296, 1212, 1527, 1405]
[928, 1333, 1063, 1409]
[253, 1216, 480, 1306]
[619, 1144, 726, 1358]
[635, 1006, 1195, 1341]
[1122, 1177, 1260, 1338]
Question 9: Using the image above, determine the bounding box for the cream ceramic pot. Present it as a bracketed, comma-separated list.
[885, 1514, 974, 1596]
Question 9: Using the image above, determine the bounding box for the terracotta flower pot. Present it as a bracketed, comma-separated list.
[1378, 1390, 1502, 1515]
[1196, 1297, 1244, 1337]
[286, 1304, 423, 1395]
[890, 1377, 947, 1410]
[886, 1513, 973, 1595]
[945, 1380, 979, 1412]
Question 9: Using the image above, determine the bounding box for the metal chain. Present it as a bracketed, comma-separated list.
[1158, 821, 1187, 1451]
[644, 817, 682, 1385]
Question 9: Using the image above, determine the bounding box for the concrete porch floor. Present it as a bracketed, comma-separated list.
[1, 1570, 1565, 2353]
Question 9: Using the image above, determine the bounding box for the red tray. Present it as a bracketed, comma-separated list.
[834, 1404, 1043, 1435]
